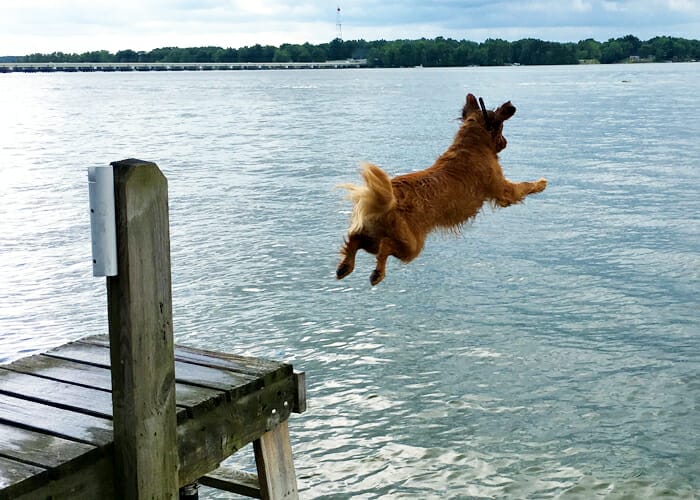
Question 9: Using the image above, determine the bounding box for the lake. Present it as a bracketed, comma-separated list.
[0, 63, 698, 498]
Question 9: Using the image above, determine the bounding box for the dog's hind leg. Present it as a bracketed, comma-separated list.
[370, 238, 396, 286]
[495, 178, 547, 207]
[337, 234, 363, 280]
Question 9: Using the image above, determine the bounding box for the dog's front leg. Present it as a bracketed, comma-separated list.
[495, 178, 547, 207]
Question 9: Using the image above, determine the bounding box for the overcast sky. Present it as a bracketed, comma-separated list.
[1, 0, 699, 56]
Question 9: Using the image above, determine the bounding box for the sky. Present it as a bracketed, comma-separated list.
[1, 0, 699, 56]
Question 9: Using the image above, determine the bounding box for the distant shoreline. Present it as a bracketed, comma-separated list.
[2, 59, 697, 74]
[5, 35, 699, 68]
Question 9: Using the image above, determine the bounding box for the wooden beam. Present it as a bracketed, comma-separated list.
[13, 454, 115, 500]
[106, 159, 179, 499]
[254, 421, 299, 500]
[177, 376, 297, 486]
[200, 467, 261, 498]
[292, 371, 306, 414]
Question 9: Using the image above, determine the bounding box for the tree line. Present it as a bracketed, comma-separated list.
[15, 35, 700, 66]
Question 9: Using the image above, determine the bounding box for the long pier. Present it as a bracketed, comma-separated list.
[0, 60, 367, 73]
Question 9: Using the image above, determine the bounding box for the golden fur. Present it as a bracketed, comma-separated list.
[336, 93, 547, 286]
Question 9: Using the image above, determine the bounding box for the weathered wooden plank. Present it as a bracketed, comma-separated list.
[79, 335, 292, 383]
[200, 466, 261, 498]
[0, 422, 95, 469]
[0, 393, 112, 446]
[106, 159, 179, 499]
[0, 422, 114, 499]
[13, 453, 115, 500]
[0, 368, 113, 418]
[3, 354, 113, 391]
[0, 456, 47, 500]
[177, 376, 297, 486]
[254, 421, 299, 500]
[175, 346, 287, 377]
[81, 334, 288, 379]
[44, 341, 118, 366]
[173, 384, 227, 421]
[1, 353, 225, 416]
[47, 342, 259, 394]
[179, 360, 258, 393]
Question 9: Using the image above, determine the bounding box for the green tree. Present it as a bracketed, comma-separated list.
[397, 40, 419, 66]
[273, 48, 291, 62]
[115, 49, 138, 62]
[513, 38, 546, 65]
[328, 38, 345, 60]
[15, 35, 700, 66]
[600, 39, 625, 63]
[217, 47, 238, 62]
[483, 38, 511, 65]
[283, 44, 312, 62]
[453, 40, 480, 66]
[309, 44, 328, 62]
[619, 34, 642, 55]
[576, 38, 602, 61]
[79, 50, 112, 63]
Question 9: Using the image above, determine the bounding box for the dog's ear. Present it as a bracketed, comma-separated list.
[466, 93, 479, 110]
[462, 93, 479, 120]
[495, 101, 516, 122]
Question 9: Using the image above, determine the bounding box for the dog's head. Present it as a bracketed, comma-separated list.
[461, 93, 515, 152]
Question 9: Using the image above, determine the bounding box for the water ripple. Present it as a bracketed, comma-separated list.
[1, 65, 699, 498]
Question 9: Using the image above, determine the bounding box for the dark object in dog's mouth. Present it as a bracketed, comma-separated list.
[478, 97, 492, 131]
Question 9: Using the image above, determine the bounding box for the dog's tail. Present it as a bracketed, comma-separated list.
[339, 162, 396, 233]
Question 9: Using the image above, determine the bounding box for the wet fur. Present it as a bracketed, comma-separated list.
[336, 93, 547, 286]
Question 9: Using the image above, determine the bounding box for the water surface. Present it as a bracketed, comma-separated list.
[1, 64, 698, 498]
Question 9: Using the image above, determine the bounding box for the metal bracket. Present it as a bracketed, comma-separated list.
[88, 165, 117, 276]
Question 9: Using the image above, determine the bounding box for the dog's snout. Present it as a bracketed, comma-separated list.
[496, 136, 507, 152]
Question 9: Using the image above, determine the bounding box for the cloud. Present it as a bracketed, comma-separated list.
[0, 0, 698, 55]
[668, 0, 699, 11]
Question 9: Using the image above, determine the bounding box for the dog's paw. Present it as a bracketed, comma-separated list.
[370, 269, 385, 286]
[336, 262, 353, 280]
[534, 178, 547, 193]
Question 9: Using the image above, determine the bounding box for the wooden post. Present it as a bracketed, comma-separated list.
[107, 159, 179, 499]
[254, 421, 299, 500]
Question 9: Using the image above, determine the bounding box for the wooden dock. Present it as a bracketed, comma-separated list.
[0, 159, 307, 499]
[0, 335, 305, 499]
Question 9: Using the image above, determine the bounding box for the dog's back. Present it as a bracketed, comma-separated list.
[390, 153, 492, 232]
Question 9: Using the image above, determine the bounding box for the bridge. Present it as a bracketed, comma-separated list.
[0, 60, 367, 73]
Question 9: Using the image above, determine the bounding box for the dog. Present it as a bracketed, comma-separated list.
[336, 93, 547, 286]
